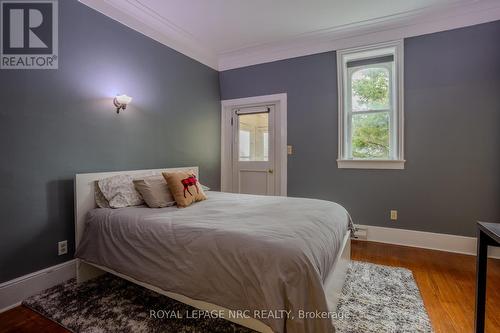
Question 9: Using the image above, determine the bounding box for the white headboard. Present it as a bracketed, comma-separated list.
[74, 166, 199, 249]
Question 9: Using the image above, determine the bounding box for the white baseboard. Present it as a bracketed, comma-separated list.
[0, 259, 76, 313]
[355, 224, 500, 259]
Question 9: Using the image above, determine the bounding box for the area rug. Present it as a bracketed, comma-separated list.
[333, 261, 432, 333]
[23, 261, 432, 333]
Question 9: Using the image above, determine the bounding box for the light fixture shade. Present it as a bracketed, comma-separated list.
[113, 94, 133, 114]
[115, 94, 132, 105]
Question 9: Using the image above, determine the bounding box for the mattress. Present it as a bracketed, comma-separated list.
[75, 191, 352, 333]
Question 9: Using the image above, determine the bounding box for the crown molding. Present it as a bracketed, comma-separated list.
[79, 0, 219, 70]
[218, 0, 500, 70]
[79, 0, 500, 72]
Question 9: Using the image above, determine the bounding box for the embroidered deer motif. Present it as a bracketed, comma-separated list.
[181, 174, 200, 198]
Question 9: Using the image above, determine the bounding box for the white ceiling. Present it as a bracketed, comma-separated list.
[80, 0, 500, 70]
[139, 0, 458, 53]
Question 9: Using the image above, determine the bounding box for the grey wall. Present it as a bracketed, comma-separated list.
[0, 0, 221, 283]
[220, 21, 500, 237]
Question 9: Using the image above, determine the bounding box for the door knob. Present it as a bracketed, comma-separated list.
[268, 169, 274, 174]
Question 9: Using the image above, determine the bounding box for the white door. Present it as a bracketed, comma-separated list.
[232, 105, 275, 195]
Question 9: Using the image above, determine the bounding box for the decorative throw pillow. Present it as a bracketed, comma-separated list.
[162, 171, 207, 207]
[133, 176, 176, 208]
[98, 174, 144, 208]
[94, 181, 110, 208]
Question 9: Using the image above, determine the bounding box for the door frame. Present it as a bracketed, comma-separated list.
[221, 93, 287, 196]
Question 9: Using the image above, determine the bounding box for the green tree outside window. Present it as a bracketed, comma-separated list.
[351, 67, 390, 159]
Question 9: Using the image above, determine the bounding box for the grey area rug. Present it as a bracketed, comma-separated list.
[333, 261, 432, 333]
[23, 261, 432, 333]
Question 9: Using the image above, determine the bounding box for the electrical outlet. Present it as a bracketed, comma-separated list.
[58, 240, 68, 256]
[287, 145, 293, 155]
[352, 227, 367, 240]
[390, 210, 398, 221]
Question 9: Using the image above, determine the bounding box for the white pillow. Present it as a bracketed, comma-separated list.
[98, 174, 144, 208]
[94, 181, 110, 208]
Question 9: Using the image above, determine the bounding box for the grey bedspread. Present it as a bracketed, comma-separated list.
[75, 192, 352, 333]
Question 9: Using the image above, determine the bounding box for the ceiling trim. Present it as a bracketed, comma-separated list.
[79, 0, 219, 70]
[79, 0, 500, 72]
[218, 0, 500, 70]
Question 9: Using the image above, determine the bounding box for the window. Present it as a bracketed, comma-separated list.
[238, 113, 269, 161]
[337, 41, 404, 169]
[239, 130, 251, 161]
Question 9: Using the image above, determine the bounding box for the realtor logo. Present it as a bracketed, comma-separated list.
[1, 0, 58, 69]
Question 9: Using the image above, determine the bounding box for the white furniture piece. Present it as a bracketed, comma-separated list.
[74, 167, 350, 333]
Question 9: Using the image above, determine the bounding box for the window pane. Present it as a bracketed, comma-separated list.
[238, 113, 269, 161]
[351, 67, 390, 112]
[262, 131, 269, 160]
[239, 130, 251, 161]
[351, 112, 390, 159]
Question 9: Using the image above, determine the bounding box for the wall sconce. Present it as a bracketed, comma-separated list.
[113, 94, 132, 114]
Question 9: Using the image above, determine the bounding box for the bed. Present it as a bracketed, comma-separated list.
[74, 167, 352, 333]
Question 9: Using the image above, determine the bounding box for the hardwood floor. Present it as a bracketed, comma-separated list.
[0, 305, 67, 333]
[0, 241, 498, 333]
[351, 241, 500, 333]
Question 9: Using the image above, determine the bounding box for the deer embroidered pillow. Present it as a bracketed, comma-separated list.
[162, 171, 207, 207]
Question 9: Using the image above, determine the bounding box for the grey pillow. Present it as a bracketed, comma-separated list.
[133, 176, 176, 208]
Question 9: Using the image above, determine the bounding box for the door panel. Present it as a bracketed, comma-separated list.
[232, 106, 275, 195]
[238, 170, 271, 195]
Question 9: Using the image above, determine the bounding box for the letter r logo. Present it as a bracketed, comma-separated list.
[9, 8, 48, 48]
[1, 1, 53, 54]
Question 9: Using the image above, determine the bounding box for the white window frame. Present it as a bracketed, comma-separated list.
[337, 40, 405, 169]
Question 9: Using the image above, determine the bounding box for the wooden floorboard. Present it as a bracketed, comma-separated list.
[0, 305, 68, 333]
[0, 240, 498, 332]
[351, 240, 500, 333]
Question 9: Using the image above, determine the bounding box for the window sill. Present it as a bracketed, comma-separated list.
[337, 159, 405, 170]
